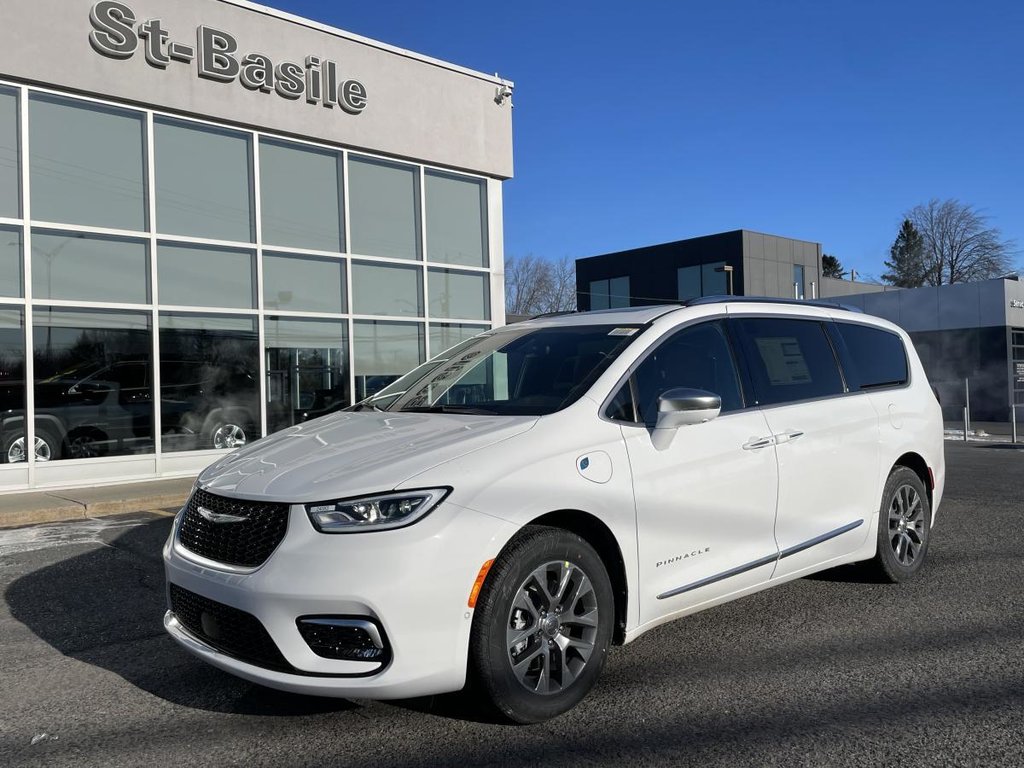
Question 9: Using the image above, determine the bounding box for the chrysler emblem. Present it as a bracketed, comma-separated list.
[197, 506, 248, 524]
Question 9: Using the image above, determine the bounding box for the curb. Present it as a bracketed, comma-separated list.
[0, 479, 195, 529]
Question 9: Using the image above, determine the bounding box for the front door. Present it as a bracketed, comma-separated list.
[615, 321, 780, 627]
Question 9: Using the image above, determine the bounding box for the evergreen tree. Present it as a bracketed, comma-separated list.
[883, 219, 927, 287]
[822, 254, 846, 279]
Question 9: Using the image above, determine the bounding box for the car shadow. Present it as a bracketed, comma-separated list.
[4, 517, 358, 717]
[802, 562, 890, 584]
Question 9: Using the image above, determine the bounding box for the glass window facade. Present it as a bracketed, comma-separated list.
[265, 317, 348, 433]
[353, 320, 424, 400]
[430, 323, 488, 356]
[158, 243, 254, 309]
[352, 261, 422, 317]
[425, 170, 487, 267]
[678, 262, 729, 300]
[0, 84, 497, 487]
[793, 264, 806, 299]
[0, 308, 26, 463]
[702, 261, 728, 296]
[263, 253, 346, 314]
[159, 314, 259, 453]
[32, 231, 148, 304]
[0, 87, 18, 218]
[590, 276, 630, 309]
[29, 95, 146, 231]
[155, 118, 253, 242]
[0, 226, 21, 298]
[259, 138, 344, 253]
[428, 269, 490, 320]
[33, 309, 152, 460]
[348, 156, 420, 260]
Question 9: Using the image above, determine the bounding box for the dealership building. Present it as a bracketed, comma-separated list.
[0, 0, 513, 490]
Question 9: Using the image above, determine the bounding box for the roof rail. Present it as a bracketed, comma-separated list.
[684, 295, 863, 313]
[527, 310, 577, 320]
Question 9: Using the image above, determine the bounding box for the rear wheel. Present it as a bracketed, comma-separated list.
[868, 466, 932, 582]
[469, 526, 614, 723]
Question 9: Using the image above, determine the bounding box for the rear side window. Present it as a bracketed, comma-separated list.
[736, 317, 844, 405]
[834, 322, 908, 390]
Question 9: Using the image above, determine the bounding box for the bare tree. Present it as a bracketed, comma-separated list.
[504, 254, 577, 315]
[906, 199, 1016, 285]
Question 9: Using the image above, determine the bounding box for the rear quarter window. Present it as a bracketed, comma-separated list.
[833, 322, 909, 390]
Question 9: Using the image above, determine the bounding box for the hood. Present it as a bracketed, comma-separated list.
[197, 410, 538, 502]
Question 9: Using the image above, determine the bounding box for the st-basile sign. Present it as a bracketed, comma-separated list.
[88, 1, 368, 115]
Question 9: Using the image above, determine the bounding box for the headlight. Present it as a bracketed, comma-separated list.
[306, 488, 450, 533]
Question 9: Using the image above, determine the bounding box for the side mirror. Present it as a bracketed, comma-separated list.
[655, 388, 722, 430]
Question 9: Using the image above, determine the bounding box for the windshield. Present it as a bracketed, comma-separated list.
[368, 324, 644, 416]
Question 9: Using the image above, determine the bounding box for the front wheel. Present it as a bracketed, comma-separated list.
[210, 421, 249, 450]
[3, 427, 60, 463]
[469, 526, 614, 723]
[868, 466, 932, 583]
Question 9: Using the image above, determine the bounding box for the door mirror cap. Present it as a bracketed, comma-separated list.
[655, 388, 722, 430]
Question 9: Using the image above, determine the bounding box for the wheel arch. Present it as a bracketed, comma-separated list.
[892, 451, 933, 509]
[524, 509, 629, 645]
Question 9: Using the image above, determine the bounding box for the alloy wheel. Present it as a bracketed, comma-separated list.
[506, 560, 600, 695]
[7, 436, 53, 463]
[888, 484, 925, 567]
[212, 423, 247, 449]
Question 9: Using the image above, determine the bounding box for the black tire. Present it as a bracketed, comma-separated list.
[2, 427, 60, 463]
[63, 428, 107, 459]
[469, 525, 614, 724]
[868, 466, 932, 583]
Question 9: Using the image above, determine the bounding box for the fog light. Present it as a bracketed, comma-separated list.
[296, 617, 390, 664]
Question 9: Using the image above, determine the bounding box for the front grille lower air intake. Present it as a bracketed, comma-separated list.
[169, 583, 292, 672]
[178, 488, 289, 567]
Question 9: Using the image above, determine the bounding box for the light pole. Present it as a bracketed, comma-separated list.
[714, 265, 735, 296]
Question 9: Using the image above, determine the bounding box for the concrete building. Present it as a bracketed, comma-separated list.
[575, 229, 889, 310]
[0, 0, 513, 490]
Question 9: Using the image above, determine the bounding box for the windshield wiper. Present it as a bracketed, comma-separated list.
[399, 405, 498, 415]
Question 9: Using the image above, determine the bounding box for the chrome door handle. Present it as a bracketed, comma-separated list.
[775, 430, 804, 444]
[742, 436, 775, 450]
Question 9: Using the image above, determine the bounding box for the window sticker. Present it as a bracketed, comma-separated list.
[608, 327, 638, 337]
[755, 336, 812, 385]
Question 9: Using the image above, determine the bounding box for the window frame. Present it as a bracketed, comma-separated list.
[826, 320, 912, 394]
[600, 318, 750, 426]
[730, 314, 850, 408]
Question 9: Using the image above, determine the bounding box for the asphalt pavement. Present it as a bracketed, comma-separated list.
[1, 442, 1022, 767]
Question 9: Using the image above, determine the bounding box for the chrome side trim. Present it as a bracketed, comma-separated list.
[656, 519, 865, 600]
[656, 553, 778, 600]
[777, 519, 863, 559]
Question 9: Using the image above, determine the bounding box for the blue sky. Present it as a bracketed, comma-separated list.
[273, 0, 1022, 281]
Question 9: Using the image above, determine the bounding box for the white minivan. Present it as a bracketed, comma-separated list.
[163, 298, 945, 723]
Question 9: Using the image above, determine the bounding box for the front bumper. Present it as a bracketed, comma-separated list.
[163, 497, 516, 700]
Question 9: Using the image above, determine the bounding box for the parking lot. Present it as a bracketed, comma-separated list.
[1, 442, 1022, 767]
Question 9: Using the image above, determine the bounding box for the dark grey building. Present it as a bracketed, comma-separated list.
[576, 230, 885, 310]
[840, 277, 1024, 423]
